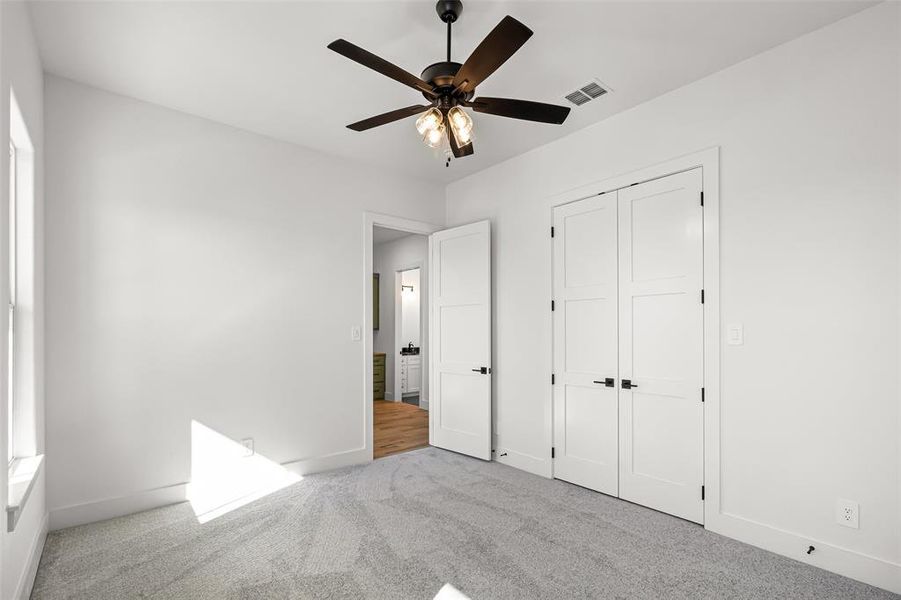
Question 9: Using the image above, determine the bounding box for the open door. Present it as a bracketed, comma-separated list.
[429, 220, 491, 460]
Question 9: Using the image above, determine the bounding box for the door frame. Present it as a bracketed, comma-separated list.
[393, 263, 425, 405]
[363, 213, 442, 461]
[548, 147, 720, 524]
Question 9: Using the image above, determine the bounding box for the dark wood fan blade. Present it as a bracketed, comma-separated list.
[469, 96, 570, 124]
[347, 105, 433, 132]
[328, 39, 436, 97]
[448, 125, 474, 158]
[451, 16, 532, 94]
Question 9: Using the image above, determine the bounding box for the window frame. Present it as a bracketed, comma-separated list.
[7, 140, 16, 466]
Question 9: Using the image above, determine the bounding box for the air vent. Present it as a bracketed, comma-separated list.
[565, 91, 591, 106]
[564, 79, 610, 107]
[580, 82, 607, 99]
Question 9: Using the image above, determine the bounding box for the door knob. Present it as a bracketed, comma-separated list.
[472, 367, 490, 375]
[593, 378, 615, 387]
[622, 379, 638, 389]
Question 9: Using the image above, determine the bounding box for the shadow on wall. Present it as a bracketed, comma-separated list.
[187, 420, 301, 524]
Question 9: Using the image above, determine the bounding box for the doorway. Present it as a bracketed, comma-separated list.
[372, 225, 429, 458]
[397, 267, 423, 407]
[552, 167, 707, 524]
[363, 213, 494, 464]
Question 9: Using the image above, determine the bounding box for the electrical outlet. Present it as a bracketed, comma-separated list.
[351, 326, 362, 341]
[835, 498, 859, 529]
[241, 438, 254, 458]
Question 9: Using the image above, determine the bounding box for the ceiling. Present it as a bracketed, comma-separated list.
[29, 1, 874, 184]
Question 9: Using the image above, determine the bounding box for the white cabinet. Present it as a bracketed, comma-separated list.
[400, 355, 421, 394]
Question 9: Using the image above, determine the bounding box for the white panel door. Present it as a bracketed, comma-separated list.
[553, 193, 619, 495]
[429, 220, 491, 460]
[618, 168, 704, 524]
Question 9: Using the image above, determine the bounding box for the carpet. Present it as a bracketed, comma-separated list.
[31, 447, 897, 599]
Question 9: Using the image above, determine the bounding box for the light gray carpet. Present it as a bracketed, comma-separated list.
[32, 447, 897, 599]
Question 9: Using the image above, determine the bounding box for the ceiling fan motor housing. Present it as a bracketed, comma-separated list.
[420, 61, 473, 102]
[436, 0, 463, 23]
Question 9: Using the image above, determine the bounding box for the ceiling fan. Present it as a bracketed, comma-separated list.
[327, 0, 571, 164]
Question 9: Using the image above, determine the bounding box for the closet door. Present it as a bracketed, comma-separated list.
[552, 193, 619, 496]
[618, 168, 704, 523]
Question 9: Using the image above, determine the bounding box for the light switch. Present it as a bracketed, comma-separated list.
[727, 323, 743, 345]
[351, 326, 362, 341]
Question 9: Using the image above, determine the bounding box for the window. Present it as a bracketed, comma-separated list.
[7, 140, 15, 465]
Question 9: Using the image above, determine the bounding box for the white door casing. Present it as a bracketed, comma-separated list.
[618, 168, 704, 524]
[552, 194, 619, 495]
[429, 220, 492, 460]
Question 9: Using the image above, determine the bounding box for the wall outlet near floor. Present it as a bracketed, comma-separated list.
[835, 498, 859, 528]
[351, 326, 362, 341]
[241, 438, 254, 457]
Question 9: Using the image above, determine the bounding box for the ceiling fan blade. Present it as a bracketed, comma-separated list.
[328, 39, 436, 97]
[451, 16, 533, 94]
[347, 105, 432, 132]
[447, 126, 474, 159]
[469, 97, 571, 124]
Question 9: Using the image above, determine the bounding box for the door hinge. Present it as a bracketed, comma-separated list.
[700, 191, 704, 206]
[701, 485, 706, 501]
[551, 447, 555, 459]
[551, 373, 555, 385]
[701, 387, 705, 402]
[551, 226, 555, 238]
[701, 289, 705, 304]
[551, 300, 555, 312]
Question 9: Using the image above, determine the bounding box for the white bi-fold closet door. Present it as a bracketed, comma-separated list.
[553, 168, 705, 524]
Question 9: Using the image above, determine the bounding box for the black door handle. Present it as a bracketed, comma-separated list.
[593, 378, 615, 387]
[622, 379, 638, 389]
[472, 367, 490, 375]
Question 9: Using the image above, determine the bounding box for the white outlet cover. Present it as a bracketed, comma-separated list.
[351, 326, 362, 341]
[727, 323, 744, 345]
[835, 498, 859, 529]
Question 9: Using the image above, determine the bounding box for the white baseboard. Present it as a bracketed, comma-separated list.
[49, 447, 372, 531]
[50, 481, 189, 531]
[494, 446, 551, 478]
[707, 511, 901, 594]
[282, 447, 370, 477]
[15, 512, 48, 600]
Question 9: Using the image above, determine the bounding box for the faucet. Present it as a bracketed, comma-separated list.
[408, 342, 414, 350]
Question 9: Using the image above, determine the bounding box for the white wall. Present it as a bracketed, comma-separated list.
[401, 269, 420, 348]
[0, 2, 47, 599]
[446, 2, 900, 592]
[43, 76, 444, 528]
[373, 234, 428, 401]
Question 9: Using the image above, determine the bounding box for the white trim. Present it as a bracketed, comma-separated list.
[364, 213, 441, 458]
[50, 481, 189, 531]
[494, 445, 550, 478]
[14, 512, 47, 600]
[49, 447, 370, 531]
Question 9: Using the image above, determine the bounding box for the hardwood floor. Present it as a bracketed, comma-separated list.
[374, 400, 429, 459]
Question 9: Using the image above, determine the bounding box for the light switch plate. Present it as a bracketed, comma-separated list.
[727, 323, 743, 345]
[351, 326, 362, 341]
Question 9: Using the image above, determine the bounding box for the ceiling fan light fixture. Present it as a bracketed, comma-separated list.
[424, 124, 446, 148]
[329, 1, 570, 164]
[415, 107, 444, 136]
[447, 106, 473, 144]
